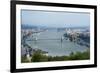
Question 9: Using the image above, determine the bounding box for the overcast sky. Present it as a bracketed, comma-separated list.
[21, 10, 90, 28]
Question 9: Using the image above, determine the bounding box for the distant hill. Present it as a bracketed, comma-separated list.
[21, 24, 89, 30]
[21, 24, 38, 29]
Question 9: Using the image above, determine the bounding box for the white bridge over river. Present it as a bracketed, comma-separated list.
[24, 29, 65, 42]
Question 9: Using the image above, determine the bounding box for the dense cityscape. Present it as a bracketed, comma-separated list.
[21, 25, 90, 62]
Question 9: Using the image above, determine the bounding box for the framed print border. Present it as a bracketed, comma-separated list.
[10, 0, 97, 72]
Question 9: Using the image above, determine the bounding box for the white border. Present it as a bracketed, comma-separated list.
[16, 4, 94, 69]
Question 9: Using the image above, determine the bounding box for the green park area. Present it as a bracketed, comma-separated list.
[21, 49, 90, 63]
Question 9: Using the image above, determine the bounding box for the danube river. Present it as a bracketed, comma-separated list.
[22, 29, 89, 56]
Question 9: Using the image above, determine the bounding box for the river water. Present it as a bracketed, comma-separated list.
[22, 29, 89, 56]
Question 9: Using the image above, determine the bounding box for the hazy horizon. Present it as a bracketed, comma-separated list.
[21, 10, 90, 28]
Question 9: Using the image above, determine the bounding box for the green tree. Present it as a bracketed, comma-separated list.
[31, 50, 48, 62]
